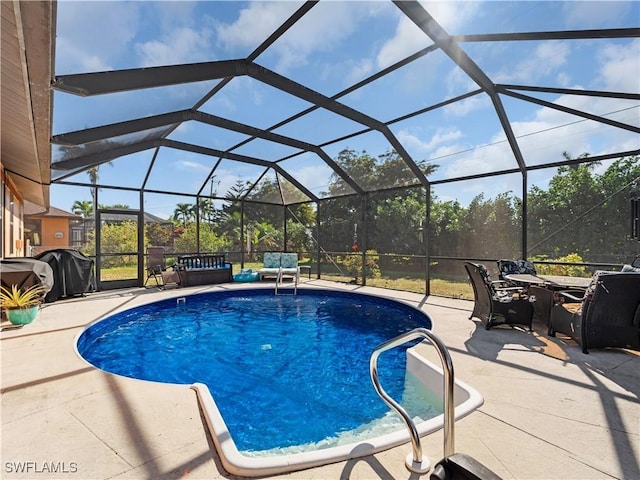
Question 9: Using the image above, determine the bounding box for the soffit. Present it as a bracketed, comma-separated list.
[1, 1, 55, 207]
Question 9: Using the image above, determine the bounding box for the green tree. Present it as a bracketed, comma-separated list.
[286, 203, 317, 255]
[87, 162, 113, 209]
[249, 221, 281, 252]
[367, 189, 426, 254]
[100, 203, 130, 209]
[528, 153, 600, 258]
[173, 223, 230, 253]
[326, 149, 377, 195]
[71, 200, 93, 218]
[430, 197, 464, 257]
[460, 192, 520, 259]
[197, 198, 216, 224]
[145, 222, 174, 248]
[173, 203, 195, 226]
[83, 221, 137, 267]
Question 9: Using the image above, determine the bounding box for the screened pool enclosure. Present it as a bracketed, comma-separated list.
[49, 1, 639, 294]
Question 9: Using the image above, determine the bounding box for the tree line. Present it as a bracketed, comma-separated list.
[71, 150, 639, 266]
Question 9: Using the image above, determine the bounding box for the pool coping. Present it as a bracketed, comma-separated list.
[191, 349, 484, 477]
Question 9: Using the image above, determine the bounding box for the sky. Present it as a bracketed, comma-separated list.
[50, 0, 640, 219]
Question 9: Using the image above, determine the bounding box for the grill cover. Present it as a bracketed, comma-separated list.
[0, 258, 54, 294]
[34, 249, 96, 302]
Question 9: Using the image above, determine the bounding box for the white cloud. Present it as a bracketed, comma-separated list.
[271, 3, 363, 71]
[398, 128, 464, 153]
[216, 2, 299, 52]
[441, 90, 639, 181]
[493, 41, 571, 84]
[417, 0, 482, 32]
[55, 2, 140, 72]
[178, 160, 211, 172]
[377, 14, 433, 68]
[376, 0, 482, 69]
[596, 39, 640, 93]
[136, 27, 213, 67]
[563, 1, 634, 28]
[290, 164, 334, 194]
[344, 58, 375, 85]
[443, 94, 490, 117]
[556, 72, 571, 87]
[439, 140, 514, 179]
[216, 1, 365, 71]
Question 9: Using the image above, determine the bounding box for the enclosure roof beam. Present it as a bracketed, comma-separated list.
[51, 139, 160, 171]
[497, 87, 640, 134]
[52, 108, 363, 197]
[51, 111, 187, 145]
[162, 139, 318, 201]
[54, 57, 428, 190]
[451, 27, 639, 43]
[246, 63, 430, 187]
[52, 60, 249, 96]
[220, 43, 440, 164]
[394, 0, 528, 175]
[498, 84, 640, 101]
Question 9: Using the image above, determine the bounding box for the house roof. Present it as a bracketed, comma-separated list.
[23, 200, 80, 219]
[84, 211, 171, 224]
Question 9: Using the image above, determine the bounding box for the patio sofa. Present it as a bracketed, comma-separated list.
[549, 271, 640, 353]
[176, 254, 233, 287]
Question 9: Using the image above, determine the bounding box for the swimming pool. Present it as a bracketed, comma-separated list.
[76, 287, 483, 476]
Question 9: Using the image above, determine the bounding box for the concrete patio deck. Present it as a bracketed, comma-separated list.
[1, 280, 638, 480]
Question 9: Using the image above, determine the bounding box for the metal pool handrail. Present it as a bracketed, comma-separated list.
[369, 327, 455, 473]
[275, 267, 298, 295]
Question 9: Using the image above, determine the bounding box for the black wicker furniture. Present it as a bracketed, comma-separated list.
[464, 261, 534, 331]
[549, 271, 640, 354]
[177, 254, 233, 287]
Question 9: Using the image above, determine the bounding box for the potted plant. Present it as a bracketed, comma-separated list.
[0, 284, 46, 326]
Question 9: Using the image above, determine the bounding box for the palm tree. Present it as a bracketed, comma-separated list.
[71, 200, 93, 218]
[87, 162, 113, 210]
[173, 203, 195, 226]
[87, 166, 99, 210]
[197, 198, 215, 224]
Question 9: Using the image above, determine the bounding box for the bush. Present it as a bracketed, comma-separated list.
[339, 249, 381, 282]
[532, 253, 589, 276]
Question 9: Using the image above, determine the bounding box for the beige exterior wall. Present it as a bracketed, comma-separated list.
[27, 216, 76, 256]
[40, 217, 71, 248]
[1, 170, 26, 258]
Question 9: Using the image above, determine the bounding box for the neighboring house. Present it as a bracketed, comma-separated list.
[23, 201, 84, 256]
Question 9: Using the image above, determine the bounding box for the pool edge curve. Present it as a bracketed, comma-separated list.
[191, 347, 484, 477]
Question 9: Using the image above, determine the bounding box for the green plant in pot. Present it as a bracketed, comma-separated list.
[0, 284, 46, 326]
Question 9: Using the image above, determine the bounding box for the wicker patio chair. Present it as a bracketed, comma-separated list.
[496, 259, 537, 287]
[549, 271, 640, 353]
[464, 261, 534, 331]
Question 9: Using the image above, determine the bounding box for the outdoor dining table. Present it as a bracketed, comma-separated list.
[504, 273, 592, 289]
[504, 273, 592, 326]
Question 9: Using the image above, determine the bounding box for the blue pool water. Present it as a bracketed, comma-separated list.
[77, 289, 434, 454]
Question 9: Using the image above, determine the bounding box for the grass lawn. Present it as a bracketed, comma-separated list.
[99, 263, 474, 300]
[99, 266, 138, 281]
